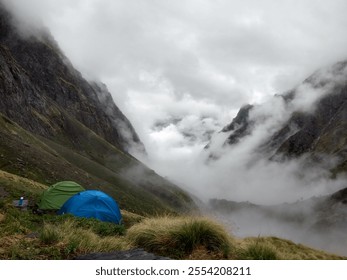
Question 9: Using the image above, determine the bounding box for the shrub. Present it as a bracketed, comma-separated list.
[54, 220, 130, 256]
[127, 216, 233, 259]
[39, 224, 60, 245]
[64, 239, 80, 256]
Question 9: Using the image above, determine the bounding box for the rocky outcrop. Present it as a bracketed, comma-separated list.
[211, 59, 347, 174]
[269, 62, 347, 159]
[221, 104, 253, 146]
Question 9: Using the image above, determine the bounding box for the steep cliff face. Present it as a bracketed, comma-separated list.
[221, 104, 253, 146]
[269, 61, 347, 160]
[0, 4, 144, 154]
[0, 4, 196, 215]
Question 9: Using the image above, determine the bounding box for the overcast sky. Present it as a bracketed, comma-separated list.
[4, 0, 347, 202]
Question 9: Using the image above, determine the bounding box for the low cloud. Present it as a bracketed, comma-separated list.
[143, 63, 347, 207]
[3, 0, 347, 254]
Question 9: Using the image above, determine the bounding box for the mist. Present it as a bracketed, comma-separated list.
[138, 63, 347, 254]
[143, 66, 347, 205]
[3, 0, 347, 255]
[210, 206, 347, 256]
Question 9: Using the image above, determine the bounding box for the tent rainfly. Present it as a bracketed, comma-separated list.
[38, 181, 85, 210]
[58, 190, 122, 224]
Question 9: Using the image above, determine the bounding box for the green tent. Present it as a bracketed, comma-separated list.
[38, 181, 85, 210]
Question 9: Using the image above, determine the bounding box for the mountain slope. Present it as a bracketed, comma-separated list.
[209, 186, 347, 255]
[269, 61, 347, 160]
[0, 4, 143, 154]
[211, 59, 347, 174]
[210, 186, 347, 230]
[0, 3, 196, 215]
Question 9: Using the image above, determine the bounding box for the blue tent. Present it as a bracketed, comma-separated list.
[58, 190, 122, 224]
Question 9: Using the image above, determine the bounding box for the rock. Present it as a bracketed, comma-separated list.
[25, 232, 40, 239]
[221, 104, 254, 146]
[208, 59, 347, 169]
[75, 249, 171, 260]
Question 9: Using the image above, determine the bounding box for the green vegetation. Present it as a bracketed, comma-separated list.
[127, 216, 232, 259]
[0, 207, 130, 259]
[0, 113, 196, 216]
[40, 224, 60, 245]
[72, 217, 125, 237]
[239, 241, 278, 260]
[0, 206, 345, 259]
[0, 170, 345, 260]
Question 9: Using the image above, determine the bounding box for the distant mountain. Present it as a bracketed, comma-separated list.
[0, 3, 196, 215]
[208, 59, 347, 175]
[204, 57, 347, 254]
[210, 186, 347, 231]
[209, 186, 347, 254]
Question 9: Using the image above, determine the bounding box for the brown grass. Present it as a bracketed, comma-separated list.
[126, 215, 234, 259]
[238, 237, 345, 260]
[0, 170, 47, 190]
[121, 210, 145, 228]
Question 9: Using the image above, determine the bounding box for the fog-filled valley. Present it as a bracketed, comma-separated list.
[2, 0, 347, 257]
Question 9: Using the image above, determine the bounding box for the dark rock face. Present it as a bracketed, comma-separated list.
[216, 59, 347, 173]
[270, 69, 347, 159]
[0, 4, 144, 154]
[222, 104, 253, 146]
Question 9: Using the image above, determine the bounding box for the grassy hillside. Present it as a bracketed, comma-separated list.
[0, 171, 344, 260]
[0, 113, 195, 215]
[0, 4, 196, 216]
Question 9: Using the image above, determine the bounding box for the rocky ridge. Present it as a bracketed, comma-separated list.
[212, 60, 347, 174]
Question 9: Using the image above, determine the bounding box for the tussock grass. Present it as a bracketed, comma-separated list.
[0, 206, 131, 259]
[52, 220, 131, 255]
[240, 241, 278, 260]
[238, 237, 345, 260]
[127, 216, 233, 259]
[40, 224, 60, 245]
[72, 217, 125, 237]
[0, 174, 345, 260]
[121, 210, 145, 228]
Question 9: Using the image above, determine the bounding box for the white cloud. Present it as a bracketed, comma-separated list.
[4, 0, 347, 195]
[4, 0, 347, 253]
